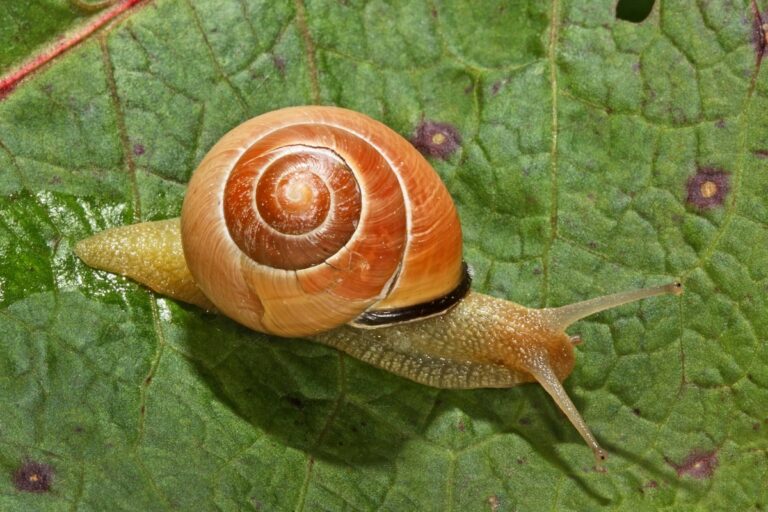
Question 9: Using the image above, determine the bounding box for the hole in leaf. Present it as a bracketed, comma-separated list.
[616, 0, 655, 23]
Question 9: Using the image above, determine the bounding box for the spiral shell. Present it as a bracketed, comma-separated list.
[181, 106, 463, 336]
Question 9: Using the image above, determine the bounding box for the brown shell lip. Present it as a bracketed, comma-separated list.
[354, 262, 472, 326]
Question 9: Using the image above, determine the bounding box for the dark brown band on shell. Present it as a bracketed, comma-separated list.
[354, 262, 472, 326]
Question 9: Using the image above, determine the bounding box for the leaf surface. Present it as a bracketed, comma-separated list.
[1, 0, 767, 510]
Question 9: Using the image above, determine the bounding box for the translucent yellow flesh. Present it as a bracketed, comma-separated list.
[75, 218, 213, 309]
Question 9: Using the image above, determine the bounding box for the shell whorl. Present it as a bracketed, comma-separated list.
[181, 106, 463, 337]
[224, 144, 363, 269]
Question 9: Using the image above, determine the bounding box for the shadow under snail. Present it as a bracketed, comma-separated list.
[75, 106, 682, 464]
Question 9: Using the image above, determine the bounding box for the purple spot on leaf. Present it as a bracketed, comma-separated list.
[753, 149, 768, 159]
[686, 168, 729, 209]
[410, 120, 461, 159]
[665, 450, 718, 479]
[133, 143, 145, 156]
[491, 79, 507, 95]
[13, 460, 54, 493]
[272, 55, 286, 75]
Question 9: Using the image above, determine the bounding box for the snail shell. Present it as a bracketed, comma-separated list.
[181, 107, 464, 337]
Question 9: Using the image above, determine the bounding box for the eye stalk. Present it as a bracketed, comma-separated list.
[522, 281, 683, 465]
[543, 282, 683, 332]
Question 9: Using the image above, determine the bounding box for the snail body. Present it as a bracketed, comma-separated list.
[75, 106, 682, 463]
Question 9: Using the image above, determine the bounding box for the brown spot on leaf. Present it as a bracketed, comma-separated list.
[457, 420, 465, 432]
[665, 450, 718, 479]
[487, 494, 501, 511]
[715, 119, 726, 129]
[686, 168, 729, 209]
[640, 480, 659, 493]
[410, 120, 461, 159]
[753, 149, 768, 159]
[272, 55, 286, 76]
[285, 396, 305, 410]
[13, 461, 54, 493]
[752, 1, 768, 62]
[491, 78, 509, 95]
[632, 407, 641, 416]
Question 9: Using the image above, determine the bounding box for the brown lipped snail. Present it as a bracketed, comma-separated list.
[75, 106, 682, 464]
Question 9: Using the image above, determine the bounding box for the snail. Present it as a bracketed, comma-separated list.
[75, 106, 682, 464]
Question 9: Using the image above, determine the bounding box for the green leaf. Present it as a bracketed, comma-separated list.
[1, 0, 767, 510]
[0, 1, 95, 75]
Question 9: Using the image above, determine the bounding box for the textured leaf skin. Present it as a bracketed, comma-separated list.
[0, 1, 95, 74]
[1, 0, 767, 510]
